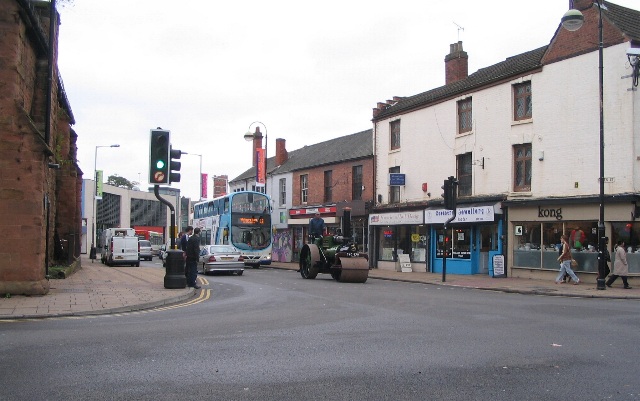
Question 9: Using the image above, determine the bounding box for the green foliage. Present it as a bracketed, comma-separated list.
[107, 174, 135, 189]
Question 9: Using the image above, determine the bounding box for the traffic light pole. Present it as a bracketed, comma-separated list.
[154, 185, 176, 249]
[440, 176, 458, 282]
[442, 210, 456, 283]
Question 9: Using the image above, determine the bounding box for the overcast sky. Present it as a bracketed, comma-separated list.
[56, 0, 638, 200]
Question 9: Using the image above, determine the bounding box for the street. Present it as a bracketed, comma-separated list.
[1, 267, 639, 401]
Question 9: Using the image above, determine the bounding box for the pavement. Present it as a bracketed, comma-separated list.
[1, 254, 638, 320]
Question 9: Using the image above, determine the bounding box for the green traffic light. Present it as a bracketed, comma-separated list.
[156, 160, 166, 169]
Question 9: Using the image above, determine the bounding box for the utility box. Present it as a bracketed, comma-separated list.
[396, 254, 412, 272]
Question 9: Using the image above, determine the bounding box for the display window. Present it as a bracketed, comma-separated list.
[513, 221, 598, 271]
[436, 225, 471, 259]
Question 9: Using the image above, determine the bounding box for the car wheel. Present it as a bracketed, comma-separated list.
[237, 270, 244, 276]
[135, 262, 140, 267]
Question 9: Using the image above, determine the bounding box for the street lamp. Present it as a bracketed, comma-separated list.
[244, 121, 268, 195]
[92, 144, 120, 259]
[561, 1, 606, 290]
[181, 152, 203, 199]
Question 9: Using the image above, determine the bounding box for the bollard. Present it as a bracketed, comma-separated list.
[164, 250, 187, 289]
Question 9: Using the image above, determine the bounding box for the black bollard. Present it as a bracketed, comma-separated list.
[164, 250, 187, 289]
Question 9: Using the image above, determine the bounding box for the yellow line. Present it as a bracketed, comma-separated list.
[0, 289, 212, 323]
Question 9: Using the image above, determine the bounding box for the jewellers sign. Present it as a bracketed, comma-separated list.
[369, 211, 423, 226]
[425, 206, 495, 224]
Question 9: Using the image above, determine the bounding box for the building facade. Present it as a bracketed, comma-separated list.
[0, 0, 81, 295]
[371, 0, 640, 280]
[230, 130, 374, 263]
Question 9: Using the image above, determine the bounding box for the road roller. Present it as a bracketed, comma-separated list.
[298, 208, 369, 283]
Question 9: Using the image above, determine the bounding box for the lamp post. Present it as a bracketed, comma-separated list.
[561, 1, 606, 290]
[244, 121, 268, 195]
[92, 144, 120, 257]
[181, 152, 203, 199]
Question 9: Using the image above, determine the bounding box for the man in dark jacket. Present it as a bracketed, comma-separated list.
[185, 227, 201, 289]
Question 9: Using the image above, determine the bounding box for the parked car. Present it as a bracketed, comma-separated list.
[138, 240, 153, 261]
[198, 245, 244, 275]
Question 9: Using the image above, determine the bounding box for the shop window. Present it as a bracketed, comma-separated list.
[436, 226, 471, 259]
[411, 225, 428, 262]
[378, 226, 395, 261]
[513, 221, 599, 271]
[611, 223, 640, 274]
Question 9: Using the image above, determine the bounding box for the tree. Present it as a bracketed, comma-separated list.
[107, 174, 135, 189]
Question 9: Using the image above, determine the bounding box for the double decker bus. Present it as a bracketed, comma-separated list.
[192, 191, 272, 267]
[134, 228, 164, 256]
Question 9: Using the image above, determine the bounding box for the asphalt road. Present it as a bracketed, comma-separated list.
[2, 267, 639, 400]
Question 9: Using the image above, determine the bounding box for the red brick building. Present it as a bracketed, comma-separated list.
[0, 0, 81, 295]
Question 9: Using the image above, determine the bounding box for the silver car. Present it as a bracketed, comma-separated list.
[138, 240, 153, 261]
[198, 245, 245, 276]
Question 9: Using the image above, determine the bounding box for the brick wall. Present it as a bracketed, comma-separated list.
[291, 158, 374, 207]
[0, 1, 81, 295]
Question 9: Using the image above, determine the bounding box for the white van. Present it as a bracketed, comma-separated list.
[101, 228, 140, 267]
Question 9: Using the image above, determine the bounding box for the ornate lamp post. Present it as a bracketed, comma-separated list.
[561, 1, 606, 290]
[244, 121, 268, 195]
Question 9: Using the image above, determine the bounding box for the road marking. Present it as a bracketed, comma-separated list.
[0, 287, 212, 323]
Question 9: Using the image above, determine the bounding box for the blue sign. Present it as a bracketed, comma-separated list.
[389, 173, 405, 186]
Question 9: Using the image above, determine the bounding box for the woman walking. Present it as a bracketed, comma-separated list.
[556, 235, 580, 285]
[606, 240, 632, 289]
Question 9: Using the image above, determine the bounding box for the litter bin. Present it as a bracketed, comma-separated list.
[164, 250, 187, 289]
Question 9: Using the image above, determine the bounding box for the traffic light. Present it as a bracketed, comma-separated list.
[169, 146, 182, 183]
[441, 176, 458, 210]
[149, 129, 170, 184]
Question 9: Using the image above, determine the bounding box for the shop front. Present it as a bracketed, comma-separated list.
[369, 210, 427, 271]
[426, 203, 504, 276]
[505, 196, 640, 281]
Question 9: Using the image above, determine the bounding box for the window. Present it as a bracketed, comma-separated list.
[456, 153, 472, 197]
[513, 82, 532, 121]
[279, 178, 286, 206]
[389, 167, 400, 204]
[300, 174, 308, 203]
[390, 120, 401, 150]
[458, 98, 472, 133]
[324, 170, 332, 203]
[514, 144, 532, 192]
[352, 165, 363, 200]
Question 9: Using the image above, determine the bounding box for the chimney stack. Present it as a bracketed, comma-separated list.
[445, 41, 468, 85]
[275, 138, 288, 166]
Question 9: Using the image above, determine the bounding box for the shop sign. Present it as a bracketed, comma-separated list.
[289, 206, 336, 216]
[493, 255, 506, 278]
[369, 211, 423, 225]
[424, 206, 495, 224]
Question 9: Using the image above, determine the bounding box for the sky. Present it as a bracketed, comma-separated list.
[56, 0, 639, 200]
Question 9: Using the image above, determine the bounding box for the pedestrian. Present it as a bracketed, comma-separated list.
[606, 240, 632, 289]
[181, 226, 193, 277]
[176, 232, 184, 250]
[309, 212, 325, 239]
[185, 227, 201, 289]
[180, 227, 192, 253]
[555, 234, 580, 285]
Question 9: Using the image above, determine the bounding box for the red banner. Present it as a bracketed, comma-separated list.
[201, 173, 208, 199]
[256, 148, 265, 185]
